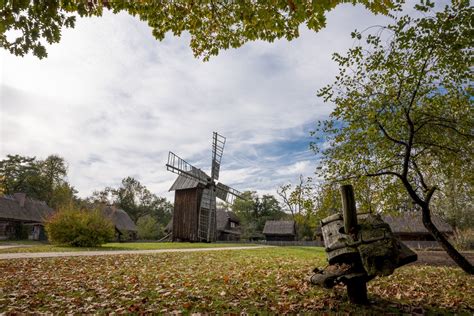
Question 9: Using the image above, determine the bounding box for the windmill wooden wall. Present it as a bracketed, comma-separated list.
[172, 188, 203, 242]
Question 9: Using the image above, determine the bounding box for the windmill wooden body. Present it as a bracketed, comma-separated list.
[166, 132, 243, 242]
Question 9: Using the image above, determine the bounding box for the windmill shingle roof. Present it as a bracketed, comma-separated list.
[263, 220, 296, 236]
[169, 169, 210, 191]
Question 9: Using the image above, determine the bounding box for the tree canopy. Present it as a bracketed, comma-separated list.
[314, 1, 473, 273]
[1, 0, 400, 60]
[230, 191, 288, 239]
[90, 176, 173, 228]
[0, 154, 76, 209]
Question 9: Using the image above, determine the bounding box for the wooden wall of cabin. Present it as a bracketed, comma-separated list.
[265, 235, 296, 242]
[172, 188, 202, 242]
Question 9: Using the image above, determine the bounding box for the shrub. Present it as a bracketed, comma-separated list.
[451, 228, 474, 250]
[137, 215, 163, 240]
[46, 206, 115, 247]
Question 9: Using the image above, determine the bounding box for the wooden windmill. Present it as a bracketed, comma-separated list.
[166, 132, 244, 242]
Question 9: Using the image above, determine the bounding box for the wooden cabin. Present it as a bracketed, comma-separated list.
[101, 205, 138, 241]
[169, 172, 216, 242]
[216, 209, 241, 241]
[315, 212, 454, 249]
[263, 220, 296, 241]
[382, 212, 453, 248]
[0, 193, 55, 240]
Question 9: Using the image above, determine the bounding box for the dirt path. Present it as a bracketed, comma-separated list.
[411, 251, 474, 267]
[0, 245, 271, 260]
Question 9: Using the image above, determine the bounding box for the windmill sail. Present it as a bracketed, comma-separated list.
[198, 188, 216, 241]
[211, 132, 226, 181]
[216, 182, 244, 204]
[166, 152, 208, 184]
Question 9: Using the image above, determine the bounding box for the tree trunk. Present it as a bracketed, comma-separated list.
[421, 206, 473, 274]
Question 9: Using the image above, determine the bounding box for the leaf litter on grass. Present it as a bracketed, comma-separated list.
[0, 247, 472, 314]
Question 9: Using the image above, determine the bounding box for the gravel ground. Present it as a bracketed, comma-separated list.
[0, 245, 271, 260]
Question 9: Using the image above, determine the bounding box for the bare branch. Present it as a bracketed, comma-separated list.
[376, 120, 407, 146]
[425, 186, 437, 204]
[411, 159, 428, 190]
[414, 141, 461, 153]
[430, 122, 474, 138]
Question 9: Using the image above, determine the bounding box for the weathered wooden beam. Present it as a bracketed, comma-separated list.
[340, 184, 357, 236]
[340, 184, 368, 305]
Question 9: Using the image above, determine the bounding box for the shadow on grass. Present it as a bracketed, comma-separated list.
[361, 296, 462, 315]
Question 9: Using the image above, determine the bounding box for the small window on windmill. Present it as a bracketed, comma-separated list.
[230, 222, 236, 228]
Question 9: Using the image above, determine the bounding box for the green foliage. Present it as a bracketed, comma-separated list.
[278, 176, 342, 240]
[451, 228, 474, 251]
[314, 1, 473, 215]
[0, 154, 77, 209]
[431, 164, 474, 230]
[136, 215, 163, 240]
[0, 154, 38, 195]
[231, 191, 287, 239]
[0, 0, 401, 60]
[46, 206, 115, 247]
[313, 1, 473, 272]
[90, 176, 173, 226]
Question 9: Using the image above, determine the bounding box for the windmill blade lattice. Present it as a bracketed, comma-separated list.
[216, 182, 244, 204]
[166, 152, 208, 184]
[211, 132, 226, 181]
[198, 188, 216, 241]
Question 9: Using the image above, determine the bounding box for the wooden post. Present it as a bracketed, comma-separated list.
[340, 184, 369, 305]
[346, 277, 368, 305]
[340, 185, 357, 235]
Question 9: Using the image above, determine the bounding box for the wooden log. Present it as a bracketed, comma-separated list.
[340, 184, 357, 236]
[340, 184, 369, 305]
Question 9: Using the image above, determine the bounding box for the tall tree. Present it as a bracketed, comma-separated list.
[315, 1, 473, 273]
[0, 154, 38, 195]
[232, 191, 287, 239]
[37, 155, 68, 203]
[1, 1, 400, 60]
[278, 175, 319, 239]
[0, 154, 75, 208]
[90, 176, 173, 225]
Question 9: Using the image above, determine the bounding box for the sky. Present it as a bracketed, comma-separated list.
[1, 3, 401, 201]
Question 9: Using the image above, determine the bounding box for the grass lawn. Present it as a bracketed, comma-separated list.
[0, 241, 257, 253]
[1, 247, 472, 314]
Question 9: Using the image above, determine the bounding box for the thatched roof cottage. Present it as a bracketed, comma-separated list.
[216, 209, 241, 241]
[0, 193, 55, 240]
[101, 205, 138, 241]
[263, 220, 296, 241]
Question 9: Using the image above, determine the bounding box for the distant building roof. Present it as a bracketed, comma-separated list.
[263, 220, 296, 236]
[382, 213, 453, 234]
[315, 212, 454, 236]
[102, 206, 137, 233]
[216, 209, 240, 232]
[0, 194, 54, 223]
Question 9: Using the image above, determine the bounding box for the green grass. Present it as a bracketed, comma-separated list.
[1, 247, 472, 314]
[0, 241, 258, 253]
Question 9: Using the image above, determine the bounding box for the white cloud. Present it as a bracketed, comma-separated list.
[0, 3, 398, 201]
